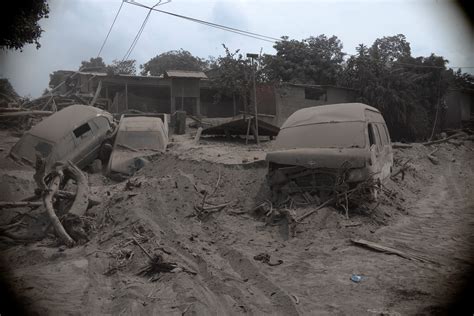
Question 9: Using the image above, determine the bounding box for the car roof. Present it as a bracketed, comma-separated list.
[28, 104, 112, 142]
[118, 116, 164, 132]
[280, 103, 381, 129]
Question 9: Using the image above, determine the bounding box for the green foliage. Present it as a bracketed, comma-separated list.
[339, 35, 452, 140]
[0, 79, 20, 101]
[140, 49, 208, 76]
[0, 0, 49, 50]
[262, 35, 345, 84]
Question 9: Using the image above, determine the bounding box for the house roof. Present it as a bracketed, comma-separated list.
[281, 103, 381, 129]
[281, 82, 357, 92]
[28, 104, 113, 142]
[164, 70, 207, 79]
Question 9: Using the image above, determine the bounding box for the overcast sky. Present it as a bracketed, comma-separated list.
[0, 0, 472, 98]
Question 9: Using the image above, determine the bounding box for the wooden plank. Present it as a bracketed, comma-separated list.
[350, 238, 435, 263]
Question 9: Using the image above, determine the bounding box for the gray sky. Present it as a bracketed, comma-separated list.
[0, 0, 472, 98]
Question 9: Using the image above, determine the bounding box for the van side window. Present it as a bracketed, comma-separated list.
[368, 123, 376, 147]
[374, 124, 385, 146]
[374, 124, 384, 148]
[73, 123, 92, 138]
[382, 124, 391, 143]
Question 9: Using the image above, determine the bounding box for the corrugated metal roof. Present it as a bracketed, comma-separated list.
[77, 71, 164, 79]
[164, 70, 207, 79]
[281, 103, 381, 129]
[28, 105, 113, 142]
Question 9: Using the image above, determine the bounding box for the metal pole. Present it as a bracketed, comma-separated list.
[251, 57, 259, 145]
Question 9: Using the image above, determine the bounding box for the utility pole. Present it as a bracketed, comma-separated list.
[247, 53, 259, 145]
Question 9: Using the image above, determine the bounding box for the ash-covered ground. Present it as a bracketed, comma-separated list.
[1, 129, 473, 315]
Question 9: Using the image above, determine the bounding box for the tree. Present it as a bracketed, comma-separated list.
[369, 34, 411, 64]
[262, 35, 345, 84]
[79, 57, 107, 72]
[106, 59, 136, 75]
[339, 35, 453, 141]
[140, 49, 208, 76]
[208, 45, 256, 111]
[0, 0, 49, 50]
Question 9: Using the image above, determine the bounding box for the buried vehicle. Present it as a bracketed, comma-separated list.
[266, 103, 393, 200]
[106, 116, 168, 178]
[10, 104, 114, 171]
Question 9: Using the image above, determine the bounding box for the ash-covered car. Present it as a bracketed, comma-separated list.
[266, 103, 393, 199]
[10, 104, 115, 171]
[106, 115, 168, 178]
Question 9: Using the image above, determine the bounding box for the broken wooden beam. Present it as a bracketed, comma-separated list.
[66, 161, 89, 217]
[194, 127, 203, 144]
[0, 201, 42, 209]
[44, 172, 75, 247]
[422, 133, 465, 146]
[350, 238, 435, 263]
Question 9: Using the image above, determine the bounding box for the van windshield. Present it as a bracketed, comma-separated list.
[275, 121, 366, 149]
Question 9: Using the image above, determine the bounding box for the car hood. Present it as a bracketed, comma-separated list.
[265, 147, 369, 169]
[108, 149, 160, 175]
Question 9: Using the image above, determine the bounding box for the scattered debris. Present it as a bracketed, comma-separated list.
[426, 147, 439, 165]
[351, 274, 363, 283]
[253, 252, 283, 266]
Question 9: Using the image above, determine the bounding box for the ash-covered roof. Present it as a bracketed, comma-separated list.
[164, 70, 207, 79]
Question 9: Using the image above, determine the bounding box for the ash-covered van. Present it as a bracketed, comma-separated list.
[10, 105, 114, 170]
[266, 103, 393, 198]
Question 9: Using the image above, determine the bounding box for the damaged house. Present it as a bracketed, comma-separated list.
[50, 70, 358, 127]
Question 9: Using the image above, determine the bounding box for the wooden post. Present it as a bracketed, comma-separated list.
[233, 93, 236, 117]
[252, 61, 259, 145]
[105, 86, 109, 111]
[170, 80, 175, 114]
[125, 82, 128, 111]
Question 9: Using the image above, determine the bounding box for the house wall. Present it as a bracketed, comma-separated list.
[170, 78, 201, 115]
[200, 88, 237, 118]
[274, 84, 357, 126]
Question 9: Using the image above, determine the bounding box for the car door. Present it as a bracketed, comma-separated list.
[376, 123, 393, 180]
[367, 122, 382, 179]
[71, 121, 98, 167]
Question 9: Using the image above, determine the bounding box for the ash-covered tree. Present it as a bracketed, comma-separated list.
[140, 49, 208, 76]
[0, 0, 49, 50]
[106, 59, 136, 75]
[339, 34, 453, 141]
[262, 35, 345, 84]
[208, 45, 263, 113]
[79, 57, 107, 72]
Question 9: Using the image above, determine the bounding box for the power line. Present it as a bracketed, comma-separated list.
[124, 0, 278, 43]
[97, 0, 125, 58]
[121, 0, 170, 62]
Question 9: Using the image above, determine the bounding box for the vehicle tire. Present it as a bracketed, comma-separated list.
[99, 142, 113, 162]
[90, 159, 102, 174]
